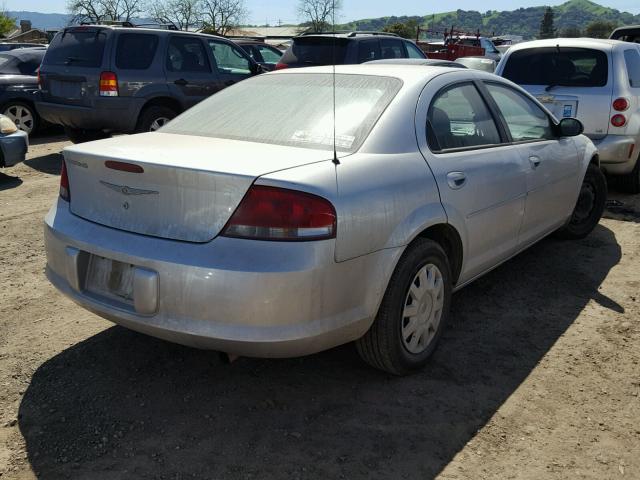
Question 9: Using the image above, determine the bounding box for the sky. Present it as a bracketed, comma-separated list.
[2, 0, 640, 24]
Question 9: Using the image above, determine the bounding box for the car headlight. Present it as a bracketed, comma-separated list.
[0, 116, 18, 134]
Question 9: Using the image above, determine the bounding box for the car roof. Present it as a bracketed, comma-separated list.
[295, 32, 402, 40]
[0, 48, 45, 61]
[63, 25, 229, 41]
[506, 37, 625, 53]
[366, 58, 467, 68]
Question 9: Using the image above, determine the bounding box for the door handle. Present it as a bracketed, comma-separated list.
[446, 172, 467, 190]
[529, 156, 542, 169]
[174, 78, 188, 86]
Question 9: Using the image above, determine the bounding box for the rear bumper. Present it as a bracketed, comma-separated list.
[591, 135, 638, 175]
[44, 199, 400, 357]
[0, 129, 28, 167]
[35, 98, 142, 133]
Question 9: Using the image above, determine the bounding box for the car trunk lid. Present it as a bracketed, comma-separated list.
[63, 132, 333, 242]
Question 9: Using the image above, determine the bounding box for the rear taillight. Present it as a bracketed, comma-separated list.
[222, 186, 336, 241]
[611, 114, 627, 128]
[36, 68, 41, 89]
[275, 62, 289, 70]
[60, 160, 70, 201]
[99, 71, 118, 97]
[612, 97, 629, 112]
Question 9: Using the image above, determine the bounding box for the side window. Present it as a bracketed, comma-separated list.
[116, 33, 159, 70]
[207, 40, 251, 74]
[242, 45, 258, 61]
[380, 38, 404, 59]
[405, 41, 425, 59]
[166, 36, 210, 73]
[428, 83, 501, 151]
[485, 83, 553, 142]
[624, 49, 640, 88]
[357, 39, 381, 63]
[256, 45, 282, 63]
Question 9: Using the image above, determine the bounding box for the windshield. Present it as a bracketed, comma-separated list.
[503, 47, 608, 87]
[281, 37, 348, 66]
[162, 73, 402, 153]
[44, 29, 107, 68]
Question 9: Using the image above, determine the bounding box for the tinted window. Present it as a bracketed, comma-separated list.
[163, 74, 402, 153]
[380, 38, 404, 59]
[207, 40, 250, 74]
[281, 37, 348, 66]
[44, 29, 107, 67]
[624, 49, 640, 88]
[0, 55, 17, 74]
[167, 36, 210, 73]
[428, 83, 501, 151]
[256, 44, 282, 63]
[116, 33, 159, 70]
[503, 47, 608, 87]
[406, 42, 425, 59]
[358, 39, 381, 63]
[18, 59, 41, 75]
[486, 83, 553, 141]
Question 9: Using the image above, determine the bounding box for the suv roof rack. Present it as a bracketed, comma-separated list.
[299, 31, 400, 38]
[226, 36, 266, 42]
[135, 22, 179, 31]
[77, 21, 179, 30]
[80, 20, 135, 27]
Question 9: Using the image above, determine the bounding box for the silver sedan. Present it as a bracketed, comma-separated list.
[44, 65, 606, 375]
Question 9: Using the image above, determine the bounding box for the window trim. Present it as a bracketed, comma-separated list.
[207, 38, 253, 75]
[166, 35, 212, 74]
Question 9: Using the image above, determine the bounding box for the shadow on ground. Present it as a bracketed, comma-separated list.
[18, 225, 622, 479]
[24, 153, 62, 176]
[0, 172, 23, 191]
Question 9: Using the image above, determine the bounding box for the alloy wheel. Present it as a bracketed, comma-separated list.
[4, 104, 34, 134]
[149, 117, 171, 131]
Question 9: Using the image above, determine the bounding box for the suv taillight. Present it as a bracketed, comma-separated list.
[99, 71, 118, 97]
[275, 62, 289, 70]
[60, 160, 70, 201]
[611, 114, 627, 128]
[612, 98, 629, 112]
[222, 186, 336, 241]
[36, 67, 41, 90]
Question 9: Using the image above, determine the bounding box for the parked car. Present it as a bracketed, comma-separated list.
[367, 58, 467, 68]
[0, 48, 46, 135]
[36, 25, 263, 144]
[0, 114, 28, 168]
[276, 32, 426, 69]
[44, 65, 605, 375]
[0, 43, 46, 52]
[610, 25, 640, 43]
[496, 38, 640, 193]
[455, 36, 502, 62]
[234, 38, 283, 71]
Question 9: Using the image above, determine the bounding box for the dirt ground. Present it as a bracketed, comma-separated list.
[0, 135, 639, 480]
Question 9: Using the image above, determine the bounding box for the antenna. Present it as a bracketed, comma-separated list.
[331, 0, 340, 165]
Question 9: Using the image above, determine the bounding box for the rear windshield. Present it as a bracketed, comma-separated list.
[281, 37, 348, 66]
[0, 52, 43, 75]
[44, 29, 107, 68]
[162, 73, 402, 153]
[503, 47, 608, 87]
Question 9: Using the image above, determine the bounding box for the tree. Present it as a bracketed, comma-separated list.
[585, 20, 617, 39]
[560, 26, 582, 38]
[67, 0, 144, 23]
[200, 0, 247, 35]
[298, 0, 342, 33]
[147, 0, 202, 31]
[538, 6, 555, 39]
[0, 10, 15, 36]
[383, 20, 418, 40]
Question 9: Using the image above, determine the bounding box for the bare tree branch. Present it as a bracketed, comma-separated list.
[146, 0, 203, 31]
[201, 0, 247, 36]
[297, 0, 342, 33]
[67, 0, 144, 23]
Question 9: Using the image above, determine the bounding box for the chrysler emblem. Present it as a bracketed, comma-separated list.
[100, 181, 158, 196]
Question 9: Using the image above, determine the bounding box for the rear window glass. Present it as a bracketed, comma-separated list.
[44, 29, 107, 67]
[503, 47, 608, 87]
[116, 33, 159, 70]
[0, 55, 17, 74]
[162, 73, 402, 153]
[624, 49, 640, 88]
[281, 37, 348, 66]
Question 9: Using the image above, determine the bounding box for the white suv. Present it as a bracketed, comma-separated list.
[496, 38, 640, 192]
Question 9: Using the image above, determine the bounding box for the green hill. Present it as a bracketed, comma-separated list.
[338, 0, 640, 39]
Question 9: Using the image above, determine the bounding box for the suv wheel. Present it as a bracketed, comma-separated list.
[64, 127, 111, 144]
[137, 106, 178, 133]
[3, 102, 37, 135]
[619, 155, 640, 194]
[356, 238, 452, 375]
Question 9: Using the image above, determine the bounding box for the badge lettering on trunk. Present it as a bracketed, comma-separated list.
[100, 181, 158, 196]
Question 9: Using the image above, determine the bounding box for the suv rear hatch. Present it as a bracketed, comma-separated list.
[279, 36, 349, 68]
[501, 46, 612, 140]
[39, 26, 108, 106]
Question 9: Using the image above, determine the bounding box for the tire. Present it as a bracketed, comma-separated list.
[136, 105, 178, 133]
[356, 238, 452, 376]
[555, 163, 607, 240]
[64, 127, 111, 144]
[618, 155, 640, 194]
[2, 101, 37, 135]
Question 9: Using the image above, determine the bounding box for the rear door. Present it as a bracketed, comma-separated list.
[500, 46, 613, 140]
[165, 35, 220, 109]
[205, 39, 253, 87]
[39, 27, 109, 106]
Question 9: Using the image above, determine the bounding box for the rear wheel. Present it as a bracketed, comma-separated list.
[3, 102, 37, 134]
[356, 238, 452, 376]
[64, 127, 111, 144]
[619, 156, 640, 194]
[136, 105, 178, 133]
[556, 163, 607, 240]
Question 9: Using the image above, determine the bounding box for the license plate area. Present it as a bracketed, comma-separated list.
[85, 255, 134, 305]
[50, 80, 83, 99]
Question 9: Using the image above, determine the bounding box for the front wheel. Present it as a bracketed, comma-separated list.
[555, 163, 607, 240]
[136, 105, 178, 133]
[3, 102, 37, 134]
[356, 238, 452, 375]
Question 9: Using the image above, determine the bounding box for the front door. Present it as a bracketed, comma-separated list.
[416, 75, 528, 284]
[205, 39, 254, 88]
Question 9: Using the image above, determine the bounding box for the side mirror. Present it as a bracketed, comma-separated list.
[557, 117, 584, 137]
[250, 62, 265, 75]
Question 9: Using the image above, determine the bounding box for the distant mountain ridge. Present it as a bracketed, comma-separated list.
[6, 11, 72, 30]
